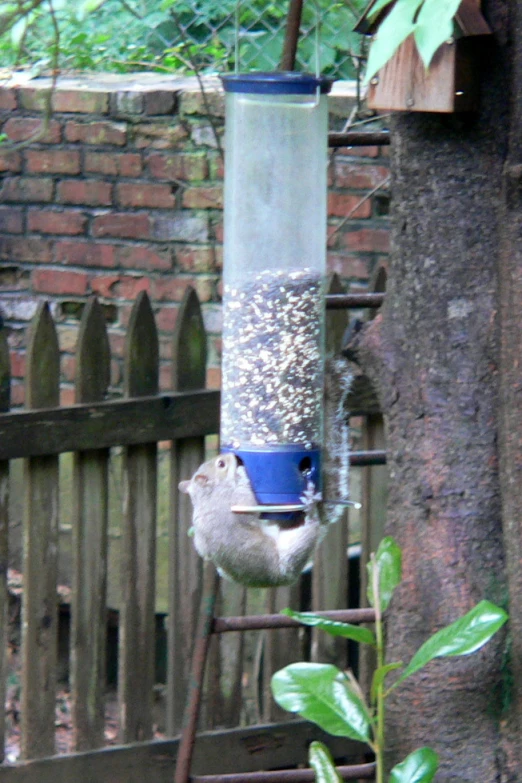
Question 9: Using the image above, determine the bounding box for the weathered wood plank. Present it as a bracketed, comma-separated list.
[21, 303, 60, 760]
[0, 723, 368, 783]
[0, 324, 9, 762]
[0, 390, 219, 460]
[313, 274, 350, 668]
[262, 583, 301, 723]
[71, 298, 110, 751]
[168, 288, 207, 734]
[119, 293, 159, 743]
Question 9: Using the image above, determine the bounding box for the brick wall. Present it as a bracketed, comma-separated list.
[0, 74, 389, 406]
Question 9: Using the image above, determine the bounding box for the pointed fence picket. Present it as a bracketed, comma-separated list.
[0, 325, 9, 764]
[21, 303, 60, 760]
[71, 298, 111, 751]
[0, 284, 371, 779]
[167, 288, 207, 734]
[119, 292, 159, 743]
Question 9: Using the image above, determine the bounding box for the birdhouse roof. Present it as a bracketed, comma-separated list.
[354, 0, 491, 37]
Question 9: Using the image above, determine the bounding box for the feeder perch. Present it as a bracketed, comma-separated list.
[355, 0, 491, 113]
[219, 72, 332, 518]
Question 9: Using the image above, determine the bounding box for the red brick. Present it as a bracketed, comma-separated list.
[60, 387, 75, 406]
[145, 152, 208, 181]
[1, 176, 54, 203]
[0, 207, 23, 234]
[0, 236, 53, 263]
[181, 186, 223, 209]
[61, 355, 76, 383]
[133, 123, 188, 149]
[159, 363, 171, 392]
[28, 209, 87, 236]
[328, 254, 371, 280]
[90, 275, 119, 298]
[25, 149, 81, 175]
[57, 179, 112, 206]
[32, 268, 88, 295]
[92, 213, 151, 239]
[110, 359, 121, 387]
[154, 277, 192, 302]
[53, 89, 109, 114]
[206, 367, 221, 389]
[328, 193, 372, 219]
[336, 146, 380, 158]
[119, 154, 142, 177]
[333, 163, 389, 190]
[65, 120, 126, 146]
[341, 228, 390, 253]
[144, 91, 177, 115]
[11, 383, 24, 406]
[9, 351, 26, 378]
[116, 276, 151, 300]
[208, 154, 224, 180]
[0, 265, 29, 290]
[117, 182, 176, 209]
[109, 332, 126, 357]
[84, 152, 142, 177]
[3, 117, 61, 144]
[0, 88, 16, 110]
[115, 245, 172, 271]
[0, 151, 22, 173]
[55, 241, 116, 268]
[155, 306, 178, 332]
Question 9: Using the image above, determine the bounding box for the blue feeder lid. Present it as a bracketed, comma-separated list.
[220, 71, 333, 96]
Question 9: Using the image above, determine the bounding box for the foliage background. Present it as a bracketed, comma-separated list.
[0, 0, 368, 78]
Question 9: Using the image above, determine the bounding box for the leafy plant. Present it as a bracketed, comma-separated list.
[0, 0, 368, 77]
[364, 0, 465, 84]
[271, 537, 508, 783]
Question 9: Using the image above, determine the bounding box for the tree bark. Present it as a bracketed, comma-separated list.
[498, 1, 522, 778]
[352, 3, 512, 779]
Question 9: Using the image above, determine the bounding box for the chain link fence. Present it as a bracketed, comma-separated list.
[0, 1, 366, 80]
[110, 0, 366, 80]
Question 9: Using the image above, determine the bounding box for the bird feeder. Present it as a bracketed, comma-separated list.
[355, 0, 491, 113]
[219, 72, 332, 514]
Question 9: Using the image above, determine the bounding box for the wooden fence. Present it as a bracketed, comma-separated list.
[0, 277, 371, 777]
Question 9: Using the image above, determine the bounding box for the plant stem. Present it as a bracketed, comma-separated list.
[372, 555, 385, 783]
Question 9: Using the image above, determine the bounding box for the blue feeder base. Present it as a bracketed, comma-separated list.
[222, 444, 321, 520]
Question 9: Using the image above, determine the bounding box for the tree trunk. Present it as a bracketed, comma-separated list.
[498, 1, 522, 778]
[352, 3, 512, 779]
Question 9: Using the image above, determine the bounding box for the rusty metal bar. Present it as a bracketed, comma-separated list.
[350, 450, 387, 466]
[326, 293, 385, 310]
[328, 131, 390, 147]
[192, 762, 376, 782]
[213, 608, 375, 634]
[279, 0, 304, 70]
[174, 564, 221, 783]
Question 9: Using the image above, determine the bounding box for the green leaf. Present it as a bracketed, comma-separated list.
[364, 0, 423, 84]
[281, 609, 376, 647]
[389, 747, 439, 783]
[370, 661, 403, 704]
[309, 741, 343, 783]
[414, 0, 461, 68]
[367, 537, 402, 612]
[271, 663, 372, 744]
[367, 0, 396, 21]
[396, 600, 508, 686]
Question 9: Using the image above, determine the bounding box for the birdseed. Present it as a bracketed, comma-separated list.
[221, 268, 324, 448]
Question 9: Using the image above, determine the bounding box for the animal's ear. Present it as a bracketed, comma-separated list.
[194, 473, 209, 487]
[178, 480, 191, 493]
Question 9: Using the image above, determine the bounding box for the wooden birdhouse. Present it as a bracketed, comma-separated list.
[355, 0, 491, 113]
